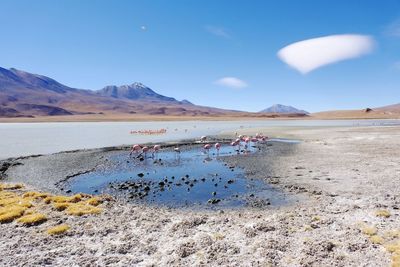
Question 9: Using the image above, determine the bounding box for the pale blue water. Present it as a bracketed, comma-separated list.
[0, 119, 399, 159]
[66, 144, 288, 209]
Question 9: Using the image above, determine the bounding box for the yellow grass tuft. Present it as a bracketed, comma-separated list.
[65, 203, 102, 216]
[385, 230, 400, 239]
[17, 213, 47, 225]
[45, 194, 83, 204]
[362, 226, 377, 236]
[86, 197, 102, 206]
[1, 183, 24, 190]
[0, 205, 27, 216]
[370, 235, 384, 244]
[311, 216, 321, 222]
[23, 191, 50, 199]
[384, 241, 400, 267]
[376, 209, 391, 218]
[0, 197, 20, 207]
[392, 253, 400, 267]
[47, 224, 70, 235]
[304, 225, 313, 231]
[385, 241, 400, 253]
[212, 232, 225, 240]
[0, 210, 25, 223]
[0, 191, 17, 199]
[53, 202, 71, 211]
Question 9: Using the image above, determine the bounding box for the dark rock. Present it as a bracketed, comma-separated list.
[208, 198, 221, 204]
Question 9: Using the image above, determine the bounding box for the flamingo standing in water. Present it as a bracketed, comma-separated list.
[130, 144, 142, 156]
[215, 143, 221, 154]
[173, 147, 181, 159]
[251, 137, 259, 149]
[235, 138, 242, 151]
[142, 146, 149, 158]
[244, 137, 251, 151]
[153, 145, 161, 158]
[230, 141, 237, 149]
[203, 144, 211, 155]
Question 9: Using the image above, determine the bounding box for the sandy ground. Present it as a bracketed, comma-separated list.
[1, 126, 400, 266]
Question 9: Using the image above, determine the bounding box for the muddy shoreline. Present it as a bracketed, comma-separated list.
[1, 126, 400, 266]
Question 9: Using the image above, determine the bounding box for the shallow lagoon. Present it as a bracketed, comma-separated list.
[66, 143, 290, 209]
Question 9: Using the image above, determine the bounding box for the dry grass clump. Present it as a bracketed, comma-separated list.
[0, 205, 27, 216]
[0, 211, 24, 223]
[65, 203, 102, 216]
[53, 202, 71, 211]
[22, 191, 50, 199]
[369, 235, 384, 244]
[361, 226, 377, 236]
[385, 241, 400, 254]
[385, 230, 400, 239]
[17, 213, 47, 225]
[47, 224, 70, 235]
[376, 209, 391, 218]
[384, 241, 400, 267]
[86, 197, 103, 206]
[0, 183, 24, 190]
[392, 253, 400, 267]
[45, 194, 83, 204]
[311, 216, 321, 222]
[0, 194, 33, 208]
[0, 182, 105, 230]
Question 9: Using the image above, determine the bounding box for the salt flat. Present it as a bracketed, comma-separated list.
[1, 125, 400, 266]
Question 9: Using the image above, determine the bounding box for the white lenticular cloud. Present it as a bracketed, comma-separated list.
[277, 34, 375, 74]
[215, 77, 248, 89]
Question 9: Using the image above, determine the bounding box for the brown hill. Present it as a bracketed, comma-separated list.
[0, 67, 242, 118]
[312, 104, 400, 119]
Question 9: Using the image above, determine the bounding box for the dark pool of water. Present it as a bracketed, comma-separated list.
[66, 143, 291, 209]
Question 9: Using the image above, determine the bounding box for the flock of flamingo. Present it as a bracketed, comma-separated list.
[129, 133, 269, 158]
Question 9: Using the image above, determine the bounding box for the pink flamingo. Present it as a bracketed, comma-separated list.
[153, 145, 161, 158]
[203, 144, 211, 155]
[244, 137, 250, 151]
[251, 137, 259, 148]
[130, 144, 142, 156]
[230, 140, 239, 153]
[260, 136, 268, 143]
[235, 138, 242, 150]
[142, 146, 149, 157]
[215, 143, 221, 154]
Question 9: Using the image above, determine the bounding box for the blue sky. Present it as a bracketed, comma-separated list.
[1, 0, 400, 112]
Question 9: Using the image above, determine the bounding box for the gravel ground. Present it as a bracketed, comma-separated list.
[1, 126, 400, 266]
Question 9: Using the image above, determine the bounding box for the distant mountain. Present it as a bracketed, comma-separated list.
[96, 83, 180, 103]
[260, 104, 309, 114]
[0, 67, 239, 118]
[312, 103, 400, 119]
[376, 103, 400, 113]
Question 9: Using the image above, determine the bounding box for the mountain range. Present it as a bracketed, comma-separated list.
[1, 66, 398, 120]
[259, 104, 309, 114]
[0, 67, 237, 118]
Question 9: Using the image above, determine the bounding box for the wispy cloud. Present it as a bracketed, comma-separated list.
[277, 34, 375, 74]
[215, 77, 248, 89]
[205, 25, 231, 39]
